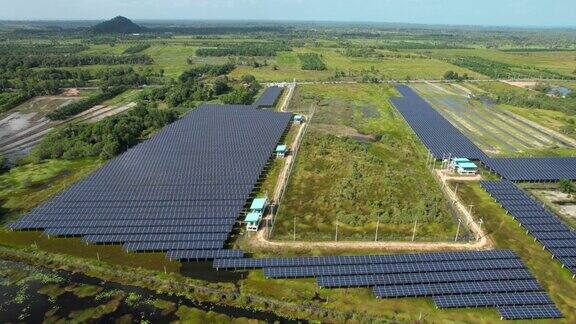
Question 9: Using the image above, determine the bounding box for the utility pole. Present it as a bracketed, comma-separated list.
[455, 219, 462, 242]
[375, 218, 380, 242]
[293, 216, 296, 241]
[335, 217, 339, 241]
[411, 219, 418, 242]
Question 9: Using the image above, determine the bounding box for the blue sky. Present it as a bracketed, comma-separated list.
[1, 0, 574, 27]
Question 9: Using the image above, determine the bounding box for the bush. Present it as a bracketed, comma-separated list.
[298, 53, 327, 71]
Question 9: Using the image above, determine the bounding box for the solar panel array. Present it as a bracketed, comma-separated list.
[390, 84, 488, 160]
[254, 86, 283, 108]
[9, 104, 291, 260]
[390, 85, 576, 181]
[483, 157, 576, 181]
[481, 180, 576, 276]
[213, 250, 562, 320]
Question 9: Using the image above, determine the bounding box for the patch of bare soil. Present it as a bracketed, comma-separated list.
[314, 123, 377, 143]
[534, 190, 576, 219]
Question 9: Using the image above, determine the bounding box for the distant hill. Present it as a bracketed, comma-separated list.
[91, 16, 145, 34]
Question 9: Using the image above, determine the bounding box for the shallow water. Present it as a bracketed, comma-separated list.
[0, 259, 299, 323]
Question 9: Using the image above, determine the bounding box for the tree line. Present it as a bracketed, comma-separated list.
[123, 44, 151, 54]
[0, 54, 152, 71]
[32, 104, 178, 161]
[195, 43, 291, 57]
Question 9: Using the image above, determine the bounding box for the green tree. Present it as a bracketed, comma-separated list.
[559, 179, 574, 194]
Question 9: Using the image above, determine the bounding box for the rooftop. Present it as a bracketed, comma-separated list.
[250, 197, 267, 210]
[245, 211, 262, 223]
[275, 144, 287, 152]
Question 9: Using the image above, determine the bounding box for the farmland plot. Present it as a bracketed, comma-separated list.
[411, 83, 575, 156]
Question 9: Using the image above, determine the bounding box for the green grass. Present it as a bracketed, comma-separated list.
[230, 47, 485, 81]
[271, 84, 458, 242]
[418, 48, 576, 77]
[143, 45, 229, 79]
[101, 88, 142, 106]
[501, 104, 576, 140]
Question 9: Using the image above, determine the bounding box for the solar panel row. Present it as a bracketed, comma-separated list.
[373, 279, 541, 298]
[483, 157, 576, 181]
[498, 304, 563, 320]
[316, 268, 533, 288]
[166, 249, 244, 261]
[481, 180, 576, 276]
[433, 292, 553, 308]
[254, 86, 284, 108]
[213, 249, 516, 269]
[9, 104, 291, 259]
[263, 258, 525, 278]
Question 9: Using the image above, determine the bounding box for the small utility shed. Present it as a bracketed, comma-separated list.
[275, 144, 288, 158]
[245, 197, 268, 231]
[449, 157, 478, 175]
[250, 197, 268, 213]
[245, 212, 262, 231]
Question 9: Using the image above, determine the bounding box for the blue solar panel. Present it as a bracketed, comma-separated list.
[373, 279, 541, 298]
[213, 250, 516, 270]
[498, 304, 563, 320]
[391, 85, 576, 181]
[83, 233, 229, 243]
[123, 240, 223, 252]
[8, 105, 292, 260]
[254, 86, 283, 107]
[481, 180, 576, 275]
[264, 258, 524, 278]
[483, 157, 576, 181]
[166, 249, 244, 260]
[390, 85, 487, 160]
[316, 268, 533, 288]
[433, 292, 554, 308]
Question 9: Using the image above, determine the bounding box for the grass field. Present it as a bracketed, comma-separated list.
[272, 84, 459, 242]
[418, 49, 576, 77]
[230, 47, 485, 81]
[411, 82, 576, 157]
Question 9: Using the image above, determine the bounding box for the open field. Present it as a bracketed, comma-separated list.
[411, 82, 576, 157]
[417, 49, 576, 77]
[272, 83, 460, 242]
[230, 47, 486, 81]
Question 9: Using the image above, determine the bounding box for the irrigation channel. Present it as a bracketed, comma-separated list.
[0, 259, 300, 323]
